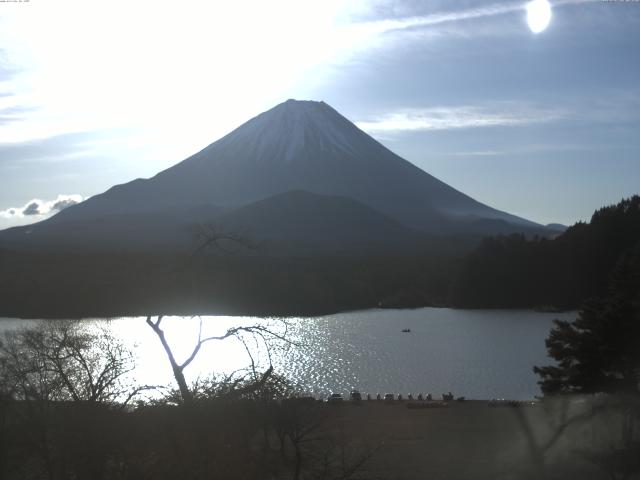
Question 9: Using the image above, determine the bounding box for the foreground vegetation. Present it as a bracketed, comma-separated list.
[1, 307, 639, 479]
[2, 393, 639, 480]
[0, 320, 377, 480]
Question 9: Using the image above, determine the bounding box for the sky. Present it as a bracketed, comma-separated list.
[0, 0, 639, 228]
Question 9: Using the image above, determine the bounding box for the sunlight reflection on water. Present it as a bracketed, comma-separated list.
[0, 308, 576, 400]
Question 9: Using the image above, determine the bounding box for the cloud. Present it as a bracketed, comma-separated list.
[359, 2, 522, 35]
[356, 103, 567, 132]
[352, 0, 599, 38]
[0, 194, 83, 219]
[445, 150, 507, 157]
[22, 202, 41, 216]
[0, 48, 21, 82]
[0, 131, 99, 165]
[51, 197, 79, 211]
[0, 105, 36, 126]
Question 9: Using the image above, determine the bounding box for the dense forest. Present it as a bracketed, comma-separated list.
[452, 196, 640, 309]
[0, 250, 460, 318]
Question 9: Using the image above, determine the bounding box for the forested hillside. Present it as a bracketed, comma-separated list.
[452, 196, 640, 309]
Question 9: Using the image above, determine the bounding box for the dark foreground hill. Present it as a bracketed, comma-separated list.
[0, 195, 635, 317]
[0, 249, 460, 318]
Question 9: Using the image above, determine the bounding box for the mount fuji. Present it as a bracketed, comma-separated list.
[0, 99, 546, 254]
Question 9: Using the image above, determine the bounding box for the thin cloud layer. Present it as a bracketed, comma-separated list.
[350, 0, 598, 42]
[0, 194, 83, 219]
[356, 104, 567, 132]
[356, 2, 523, 36]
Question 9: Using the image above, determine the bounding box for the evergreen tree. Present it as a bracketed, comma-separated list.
[534, 242, 640, 394]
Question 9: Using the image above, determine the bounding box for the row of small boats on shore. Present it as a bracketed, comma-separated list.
[327, 391, 463, 403]
[324, 391, 536, 407]
[488, 399, 537, 407]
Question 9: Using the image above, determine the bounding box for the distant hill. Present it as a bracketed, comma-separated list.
[545, 223, 568, 233]
[215, 190, 431, 255]
[452, 195, 640, 309]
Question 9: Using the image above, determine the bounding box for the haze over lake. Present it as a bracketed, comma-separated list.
[1, 308, 575, 400]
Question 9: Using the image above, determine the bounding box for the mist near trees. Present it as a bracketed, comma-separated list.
[530, 240, 640, 480]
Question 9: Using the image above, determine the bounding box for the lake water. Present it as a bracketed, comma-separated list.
[0, 308, 576, 400]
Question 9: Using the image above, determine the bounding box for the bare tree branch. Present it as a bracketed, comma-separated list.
[190, 223, 260, 259]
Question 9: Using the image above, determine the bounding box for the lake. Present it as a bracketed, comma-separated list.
[0, 308, 576, 400]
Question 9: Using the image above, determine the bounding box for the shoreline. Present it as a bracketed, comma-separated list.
[0, 305, 577, 321]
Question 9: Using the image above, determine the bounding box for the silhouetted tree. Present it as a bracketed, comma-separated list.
[146, 226, 289, 406]
[530, 242, 640, 479]
[0, 320, 144, 480]
[0, 320, 139, 404]
[534, 242, 640, 395]
[146, 315, 282, 405]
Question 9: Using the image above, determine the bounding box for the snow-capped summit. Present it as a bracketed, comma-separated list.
[212, 100, 362, 164]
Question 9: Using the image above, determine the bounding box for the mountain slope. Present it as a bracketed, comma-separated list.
[47, 100, 540, 234]
[0, 205, 228, 252]
[0, 191, 433, 255]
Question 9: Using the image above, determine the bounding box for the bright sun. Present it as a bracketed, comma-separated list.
[526, 0, 552, 34]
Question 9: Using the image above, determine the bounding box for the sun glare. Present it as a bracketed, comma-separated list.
[526, 0, 552, 34]
[0, 0, 355, 148]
